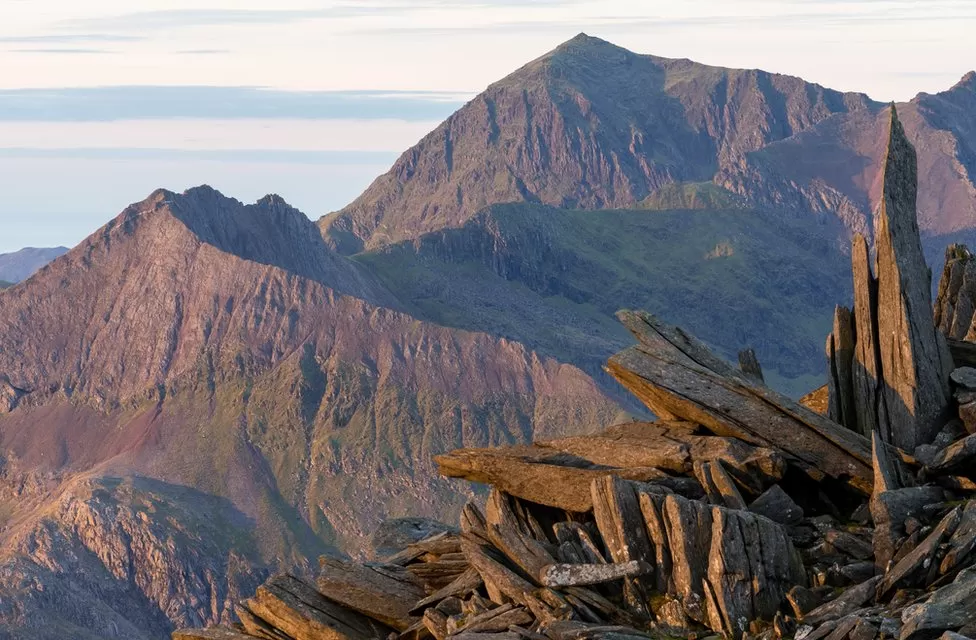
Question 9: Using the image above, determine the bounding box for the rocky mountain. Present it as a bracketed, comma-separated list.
[0, 34, 974, 639]
[321, 33, 878, 254]
[0, 186, 621, 638]
[0, 246, 68, 283]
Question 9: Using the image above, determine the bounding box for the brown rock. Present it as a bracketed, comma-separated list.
[317, 557, 426, 631]
[591, 476, 656, 618]
[436, 441, 698, 513]
[639, 491, 805, 638]
[248, 574, 390, 640]
[929, 434, 976, 475]
[172, 629, 256, 640]
[695, 460, 747, 510]
[607, 310, 873, 492]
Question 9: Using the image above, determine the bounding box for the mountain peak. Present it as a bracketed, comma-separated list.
[953, 70, 976, 91]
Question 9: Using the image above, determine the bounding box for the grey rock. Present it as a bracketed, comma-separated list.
[935, 245, 976, 340]
[873, 106, 953, 450]
[749, 484, 804, 526]
[900, 568, 976, 640]
[803, 576, 881, 625]
[951, 368, 976, 391]
[872, 487, 945, 571]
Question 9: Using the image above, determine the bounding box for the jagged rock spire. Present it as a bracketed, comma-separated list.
[827, 106, 953, 451]
[874, 105, 953, 450]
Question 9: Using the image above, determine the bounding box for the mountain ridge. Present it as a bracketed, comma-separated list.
[0, 34, 974, 639]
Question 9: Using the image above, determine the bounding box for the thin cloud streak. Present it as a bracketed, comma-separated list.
[0, 86, 468, 122]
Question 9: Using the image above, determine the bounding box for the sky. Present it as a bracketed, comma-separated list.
[0, 0, 974, 253]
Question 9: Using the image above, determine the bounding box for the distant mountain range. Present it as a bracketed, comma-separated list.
[0, 246, 68, 283]
[0, 34, 973, 638]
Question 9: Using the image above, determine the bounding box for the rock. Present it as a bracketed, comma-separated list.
[939, 501, 976, 577]
[825, 530, 874, 561]
[695, 460, 747, 510]
[872, 106, 953, 450]
[840, 562, 877, 585]
[850, 618, 880, 640]
[872, 487, 945, 571]
[749, 484, 804, 526]
[880, 506, 963, 598]
[607, 310, 873, 492]
[929, 434, 976, 475]
[951, 368, 976, 391]
[739, 348, 765, 384]
[591, 476, 656, 617]
[436, 446, 673, 512]
[172, 629, 256, 640]
[900, 568, 976, 640]
[639, 491, 805, 638]
[316, 557, 426, 631]
[373, 518, 457, 560]
[460, 535, 536, 607]
[411, 569, 482, 614]
[934, 244, 976, 340]
[246, 574, 390, 640]
[787, 586, 826, 618]
[959, 402, 976, 436]
[538, 420, 785, 494]
[539, 561, 651, 588]
[826, 305, 860, 435]
[851, 233, 884, 439]
[802, 576, 882, 625]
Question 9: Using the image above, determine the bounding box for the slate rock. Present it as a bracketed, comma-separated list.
[749, 485, 804, 526]
[872, 106, 953, 451]
[900, 568, 976, 640]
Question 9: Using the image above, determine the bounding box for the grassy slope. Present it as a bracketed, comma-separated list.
[355, 202, 851, 398]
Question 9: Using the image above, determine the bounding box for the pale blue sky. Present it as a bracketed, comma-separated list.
[0, 0, 973, 252]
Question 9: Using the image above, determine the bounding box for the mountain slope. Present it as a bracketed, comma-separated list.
[724, 71, 976, 241]
[321, 33, 877, 253]
[0, 187, 621, 638]
[354, 202, 850, 396]
[0, 246, 68, 283]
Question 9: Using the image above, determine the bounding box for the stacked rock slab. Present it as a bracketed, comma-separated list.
[826, 105, 954, 452]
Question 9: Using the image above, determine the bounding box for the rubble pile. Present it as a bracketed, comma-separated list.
[173, 109, 976, 640]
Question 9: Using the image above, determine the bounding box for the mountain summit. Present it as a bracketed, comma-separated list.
[321, 34, 877, 253]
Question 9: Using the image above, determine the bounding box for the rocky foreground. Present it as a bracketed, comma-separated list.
[173, 109, 976, 640]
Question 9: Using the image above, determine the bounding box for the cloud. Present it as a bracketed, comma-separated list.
[0, 147, 398, 165]
[9, 48, 112, 54]
[60, 1, 585, 32]
[0, 34, 143, 43]
[0, 86, 469, 122]
[62, 6, 414, 31]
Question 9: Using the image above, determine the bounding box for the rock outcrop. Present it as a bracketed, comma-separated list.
[935, 245, 976, 340]
[826, 107, 954, 452]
